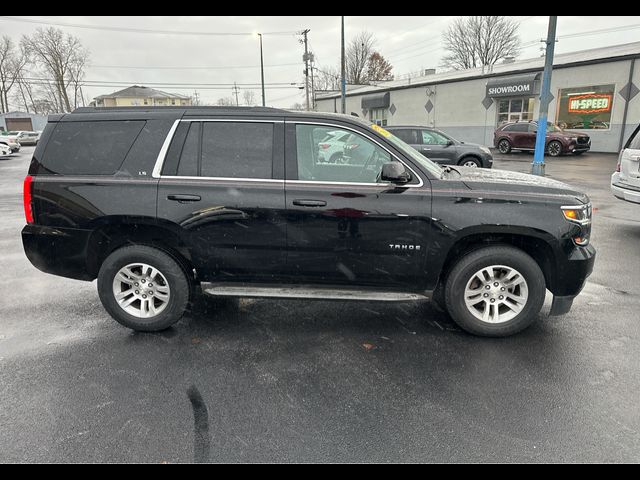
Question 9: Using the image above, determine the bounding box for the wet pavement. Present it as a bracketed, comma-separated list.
[0, 147, 638, 463]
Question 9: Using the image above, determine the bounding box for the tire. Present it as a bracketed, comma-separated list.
[444, 246, 546, 337]
[546, 140, 563, 157]
[497, 139, 512, 154]
[97, 245, 191, 332]
[329, 152, 343, 164]
[458, 156, 481, 168]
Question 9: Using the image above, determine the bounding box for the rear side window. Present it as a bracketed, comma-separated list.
[200, 122, 273, 178]
[42, 120, 145, 175]
[392, 129, 419, 144]
[503, 124, 528, 132]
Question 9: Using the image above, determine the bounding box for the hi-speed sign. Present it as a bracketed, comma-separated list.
[568, 94, 612, 114]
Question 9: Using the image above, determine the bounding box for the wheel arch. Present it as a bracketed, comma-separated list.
[86, 216, 194, 280]
[435, 227, 559, 294]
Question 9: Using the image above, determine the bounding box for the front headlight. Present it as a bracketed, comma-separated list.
[561, 203, 592, 246]
[479, 146, 492, 155]
[569, 137, 578, 142]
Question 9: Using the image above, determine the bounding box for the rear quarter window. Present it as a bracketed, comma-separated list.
[627, 125, 640, 150]
[41, 120, 145, 175]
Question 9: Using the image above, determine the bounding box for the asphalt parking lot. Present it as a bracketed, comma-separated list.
[0, 146, 638, 463]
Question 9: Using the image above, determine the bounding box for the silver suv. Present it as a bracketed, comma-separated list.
[612, 124, 640, 204]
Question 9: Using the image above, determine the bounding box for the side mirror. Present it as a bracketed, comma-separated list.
[445, 140, 454, 147]
[380, 162, 411, 184]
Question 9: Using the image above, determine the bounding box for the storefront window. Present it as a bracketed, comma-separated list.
[556, 84, 615, 130]
[369, 108, 388, 126]
[497, 98, 534, 125]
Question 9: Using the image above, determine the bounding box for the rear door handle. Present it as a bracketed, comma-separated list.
[167, 194, 201, 202]
[293, 199, 327, 207]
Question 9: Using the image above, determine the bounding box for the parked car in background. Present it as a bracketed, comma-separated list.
[611, 123, 640, 204]
[317, 130, 351, 163]
[494, 121, 590, 156]
[386, 126, 493, 168]
[0, 143, 11, 157]
[0, 134, 20, 153]
[22, 107, 595, 337]
[7, 131, 40, 146]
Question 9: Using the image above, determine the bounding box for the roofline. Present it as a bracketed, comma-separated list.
[317, 51, 640, 100]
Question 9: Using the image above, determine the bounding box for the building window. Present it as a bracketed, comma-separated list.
[144, 99, 148, 105]
[171, 99, 176, 105]
[369, 108, 387, 126]
[497, 98, 534, 125]
[556, 84, 615, 130]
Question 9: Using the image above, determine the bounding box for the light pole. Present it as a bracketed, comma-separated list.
[340, 16, 346, 114]
[257, 33, 266, 107]
[532, 16, 558, 176]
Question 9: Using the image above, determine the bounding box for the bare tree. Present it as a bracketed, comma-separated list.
[314, 65, 341, 91]
[346, 31, 375, 85]
[290, 102, 305, 111]
[216, 97, 235, 106]
[22, 27, 89, 112]
[442, 16, 520, 70]
[242, 90, 256, 106]
[366, 52, 393, 82]
[0, 36, 28, 113]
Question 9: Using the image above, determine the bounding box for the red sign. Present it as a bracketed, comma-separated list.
[568, 94, 612, 114]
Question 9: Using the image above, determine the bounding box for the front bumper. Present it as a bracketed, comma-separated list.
[548, 243, 596, 315]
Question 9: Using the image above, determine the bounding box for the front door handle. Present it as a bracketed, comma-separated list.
[293, 199, 327, 207]
[167, 194, 201, 202]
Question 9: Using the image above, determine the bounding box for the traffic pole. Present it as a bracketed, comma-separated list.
[532, 16, 558, 176]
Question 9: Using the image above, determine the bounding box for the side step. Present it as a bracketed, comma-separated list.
[202, 283, 430, 302]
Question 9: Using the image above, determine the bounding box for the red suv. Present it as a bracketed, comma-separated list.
[494, 121, 590, 156]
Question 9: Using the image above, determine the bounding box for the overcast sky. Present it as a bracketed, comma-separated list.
[1, 15, 640, 108]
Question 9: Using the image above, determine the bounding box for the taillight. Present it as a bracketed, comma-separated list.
[319, 143, 330, 150]
[616, 151, 623, 172]
[23, 175, 34, 224]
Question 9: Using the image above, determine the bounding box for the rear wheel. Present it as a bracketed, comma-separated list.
[444, 246, 546, 337]
[546, 140, 563, 157]
[459, 157, 481, 168]
[497, 139, 512, 154]
[98, 245, 191, 331]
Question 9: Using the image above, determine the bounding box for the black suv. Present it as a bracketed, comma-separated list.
[22, 107, 595, 337]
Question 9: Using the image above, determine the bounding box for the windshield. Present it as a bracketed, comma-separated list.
[368, 124, 444, 177]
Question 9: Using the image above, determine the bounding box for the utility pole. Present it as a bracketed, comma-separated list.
[532, 16, 558, 177]
[192, 91, 200, 106]
[232, 82, 240, 106]
[301, 29, 311, 111]
[257, 33, 265, 107]
[310, 62, 315, 110]
[340, 16, 346, 114]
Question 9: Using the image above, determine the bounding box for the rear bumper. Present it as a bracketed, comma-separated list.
[22, 224, 94, 281]
[611, 178, 640, 204]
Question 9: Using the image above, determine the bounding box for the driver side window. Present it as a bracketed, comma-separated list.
[295, 124, 391, 183]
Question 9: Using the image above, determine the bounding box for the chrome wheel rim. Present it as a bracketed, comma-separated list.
[464, 265, 528, 324]
[498, 140, 510, 153]
[548, 142, 561, 156]
[463, 160, 479, 168]
[112, 263, 171, 318]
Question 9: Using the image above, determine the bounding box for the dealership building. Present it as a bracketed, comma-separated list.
[315, 41, 640, 153]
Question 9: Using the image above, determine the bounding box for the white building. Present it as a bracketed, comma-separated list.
[315, 41, 640, 153]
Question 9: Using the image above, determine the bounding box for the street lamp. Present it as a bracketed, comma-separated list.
[255, 32, 266, 107]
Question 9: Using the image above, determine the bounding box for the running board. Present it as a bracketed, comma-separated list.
[202, 283, 430, 302]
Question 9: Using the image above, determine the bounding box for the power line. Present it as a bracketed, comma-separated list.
[89, 62, 300, 70]
[0, 16, 298, 36]
[17, 76, 298, 87]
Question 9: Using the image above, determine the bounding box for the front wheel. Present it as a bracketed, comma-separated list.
[459, 157, 481, 168]
[546, 140, 563, 157]
[98, 245, 191, 331]
[444, 246, 546, 337]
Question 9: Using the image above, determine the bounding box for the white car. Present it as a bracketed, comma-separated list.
[0, 134, 20, 153]
[7, 130, 40, 146]
[317, 130, 352, 163]
[0, 143, 11, 156]
[612, 124, 640, 204]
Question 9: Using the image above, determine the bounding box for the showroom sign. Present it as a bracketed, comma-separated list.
[486, 74, 538, 98]
[568, 93, 612, 114]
